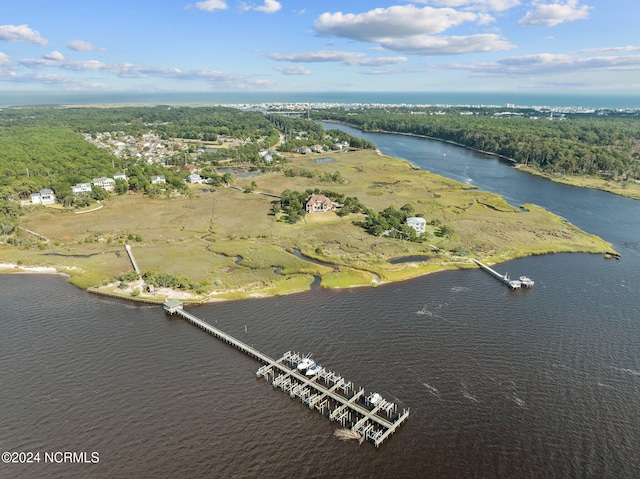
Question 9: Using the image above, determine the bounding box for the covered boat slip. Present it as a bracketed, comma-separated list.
[257, 351, 409, 447]
[163, 300, 409, 447]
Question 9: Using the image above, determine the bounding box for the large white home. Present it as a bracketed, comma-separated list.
[113, 172, 128, 181]
[72, 183, 93, 195]
[406, 217, 427, 235]
[92, 177, 116, 192]
[150, 175, 166, 184]
[31, 188, 56, 205]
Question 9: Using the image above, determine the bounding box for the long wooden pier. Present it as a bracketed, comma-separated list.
[471, 258, 534, 289]
[163, 300, 409, 447]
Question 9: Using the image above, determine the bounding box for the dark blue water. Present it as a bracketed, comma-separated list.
[2, 126, 640, 479]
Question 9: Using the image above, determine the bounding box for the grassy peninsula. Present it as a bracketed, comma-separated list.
[1, 147, 615, 302]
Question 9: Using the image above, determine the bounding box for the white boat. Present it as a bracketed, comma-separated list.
[369, 393, 382, 405]
[296, 357, 315, 371]
[305, 364, 322, 376]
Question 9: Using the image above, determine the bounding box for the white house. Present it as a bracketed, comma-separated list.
[71, 183, 92, 195]
[187, 174, 204, 184]
[113, 172, 128, 181]
[92, 177, 116, 192]
[150, 175, 166, 184]
[406, 217, 427, 235]
[31, 188, 56, 205]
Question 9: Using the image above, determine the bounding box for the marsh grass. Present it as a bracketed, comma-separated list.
[4, 149, 616, 300]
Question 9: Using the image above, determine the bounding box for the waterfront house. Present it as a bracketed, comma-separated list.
[406, 217, 427, 235]
[31, 188, 56, 205]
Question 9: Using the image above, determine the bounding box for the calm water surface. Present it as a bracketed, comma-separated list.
[2, 127, 640, 478]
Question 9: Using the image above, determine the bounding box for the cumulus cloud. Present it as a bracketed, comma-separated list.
[312, 5, 510, 55]
[274, 65, 311, 75]
[0, 24, 48, 45]
[68, 39, 102, 51]
[269, 50, 407, 66]
[255, 0, 282, 14]
[0, 52, 12, 67]
[195, 0, 228, 11]
[519, 0, 592, 27]
[315, 5, 483, 41]
[43, 51, 65, 61]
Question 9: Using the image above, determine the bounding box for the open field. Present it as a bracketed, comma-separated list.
[0, 149, 616, 301]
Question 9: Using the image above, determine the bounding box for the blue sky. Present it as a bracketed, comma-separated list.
[1, 0, 638, 93]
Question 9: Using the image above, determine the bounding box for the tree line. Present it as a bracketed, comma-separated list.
[311, 107, 640, 180]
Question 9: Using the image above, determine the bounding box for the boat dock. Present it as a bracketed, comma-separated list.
[471, 258, 534, 289]
[163, 300, 409, 447]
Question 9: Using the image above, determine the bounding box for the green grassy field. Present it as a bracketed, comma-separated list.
[0, 149, 616, 301]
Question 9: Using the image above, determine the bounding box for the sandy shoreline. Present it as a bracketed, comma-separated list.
[0, 263, 66, 275]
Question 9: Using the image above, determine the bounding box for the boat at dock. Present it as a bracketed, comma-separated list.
[305, 364, 322, 376]
[296, 357, 315, 371]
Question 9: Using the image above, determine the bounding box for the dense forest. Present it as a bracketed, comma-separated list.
[0, 105, 370, 204]
[312, 107, 640, 180]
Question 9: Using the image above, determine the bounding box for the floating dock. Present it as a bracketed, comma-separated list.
[471, 258, 534, 289]
[163, 300, 409, 447]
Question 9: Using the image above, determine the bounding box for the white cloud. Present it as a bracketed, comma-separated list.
[17, 53, 271, 88]
[270, 50, 366, 63]
[314, 5, 484, 41]
[0, 52, 12, 67]
[519, 0, 592, 27]
[413, 0, 521, 12]
[0, 24, 48, 45]
[580, 45, 640, 54]
[312, 5, 511, 55]
[195, 0, 228, 11]
[68, 39, 101, 51]
[269, 50, 407, 66]
[43, 51, 65, 61]
[255, 0, 281, 14]
[274, 65, 311, 75]
[378, 33, 514, 55]
[446, 52, 640, 76]
[353, 56, 408, 66]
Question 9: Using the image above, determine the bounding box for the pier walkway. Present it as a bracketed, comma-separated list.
[163, 300, 409, 447]
[471, 258, 534, 289]
[125, 244, 141, 274]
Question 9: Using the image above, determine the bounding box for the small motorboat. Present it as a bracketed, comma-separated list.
[305, 364, 322, 376]
[296, 357, 315, 372]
